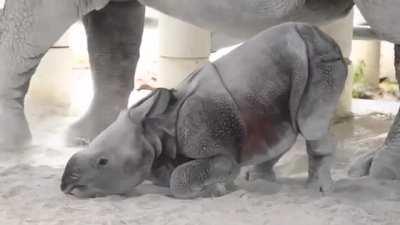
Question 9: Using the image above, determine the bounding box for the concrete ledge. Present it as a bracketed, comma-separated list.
[352, 98, 400, 115]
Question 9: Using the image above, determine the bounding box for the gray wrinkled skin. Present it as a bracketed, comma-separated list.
[348, 1, 400, 178]
[61, 23, 348, 198]
[0, 0, 354, 149]
[1, 0, 400, 182]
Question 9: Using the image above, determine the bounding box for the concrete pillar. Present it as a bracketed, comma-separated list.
[319, 11, 354, 118]
[26, 31, 74, 110]
[380, 41, 396, 81]
[351, 40, 381, 88]
[157, 13, 211, 89]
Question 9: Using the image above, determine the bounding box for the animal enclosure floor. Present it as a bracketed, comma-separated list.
[1, 101, 400, 225]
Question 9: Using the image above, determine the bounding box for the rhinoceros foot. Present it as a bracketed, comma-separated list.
[369, 149, 400, 180]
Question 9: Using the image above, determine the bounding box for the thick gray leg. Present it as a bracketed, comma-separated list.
[306, 135, 335, 192]
[0, 0, 109, 148]
[66, 0, 145, 145]
[349, 45, 400, 179]
[368, 108, 400, 179]
[170, 155, 239, 199]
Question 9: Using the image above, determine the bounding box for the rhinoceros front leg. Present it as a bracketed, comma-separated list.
[348, 45, 400, 179]
[66, 0, 145, 146]
[170, 155, 239, 199]
[349, 111, 400, 179]
[0, 0, 109, 149]
[368, 44, 400, 179]
[305, 135, 335, 193]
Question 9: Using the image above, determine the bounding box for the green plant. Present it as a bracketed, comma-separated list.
[352, 60, 366, 84]
[352, 60, 367, 98]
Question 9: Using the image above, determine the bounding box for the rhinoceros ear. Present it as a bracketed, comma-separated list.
[129, 88, 173, 123]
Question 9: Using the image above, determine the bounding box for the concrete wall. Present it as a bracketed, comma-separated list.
[157, 14, 211, 89]
[351, 40, 381, 88]
[380, 41, 396, 81]
[351, 7, 396, 85]
[350, 40, 396, 86]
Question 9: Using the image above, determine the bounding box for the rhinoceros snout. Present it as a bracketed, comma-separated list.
[61, 154, 81, 193]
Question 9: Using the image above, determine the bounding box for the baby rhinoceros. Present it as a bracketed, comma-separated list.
[61, 22, 347, 199]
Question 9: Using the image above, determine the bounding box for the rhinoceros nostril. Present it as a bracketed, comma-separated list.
[61, 170, 81, 192]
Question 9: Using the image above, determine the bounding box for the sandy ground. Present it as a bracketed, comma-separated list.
[0, 99, 400, 225]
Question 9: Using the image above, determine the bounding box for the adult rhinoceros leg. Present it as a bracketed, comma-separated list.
[66, 0, 145, 146]
[348, 0, 400, 179]
[0, 0, 109, 149]
[368, 113, 400, 179]
[350, 46, 400, 179]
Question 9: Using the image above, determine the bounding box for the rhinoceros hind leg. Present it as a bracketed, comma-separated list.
[66, 1, 145, 146]
[170, 155, 239, 199]
[305, 135, 335, 193]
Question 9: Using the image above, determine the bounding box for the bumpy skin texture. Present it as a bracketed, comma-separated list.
[0, 0, 355, 149]
[349, 2, 400, 177]
[0, 0, 109, 148]
[139, 0, 354, 39]
[349, 0, 400, 179]
[61, 23, 348, 198]
[2, 0, 400, 182]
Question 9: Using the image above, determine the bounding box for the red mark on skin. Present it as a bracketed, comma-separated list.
[240, 112, 278, 162]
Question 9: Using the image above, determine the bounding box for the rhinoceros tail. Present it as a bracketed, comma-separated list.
[294, 23, 348, 140]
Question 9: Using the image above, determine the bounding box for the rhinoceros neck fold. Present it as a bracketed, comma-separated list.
[147, 92, 182, 160]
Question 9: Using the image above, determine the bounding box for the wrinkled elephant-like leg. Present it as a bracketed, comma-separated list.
[367, 106, 400, 179]
[369, 101, 400, 179]
[170, 155, 239, 199]
[66, 0, 145, 146]
[305, 135, 335, 193]
[0, 0, 109, 149]
[349, 45, 400, 179]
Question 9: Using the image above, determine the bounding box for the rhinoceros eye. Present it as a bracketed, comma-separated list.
[97, 157, 109, 168]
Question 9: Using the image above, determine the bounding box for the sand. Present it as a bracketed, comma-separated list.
[0, 99, 400, 225]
